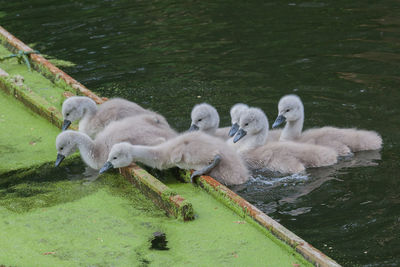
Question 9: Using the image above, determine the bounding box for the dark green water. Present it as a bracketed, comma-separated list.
[1, 0, 399, 265]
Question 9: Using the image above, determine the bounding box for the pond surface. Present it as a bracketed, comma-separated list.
[1, 0, 400, 265]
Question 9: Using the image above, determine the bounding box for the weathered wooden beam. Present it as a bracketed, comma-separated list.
[0, 75, 64, 129]
[121, 165, 194, 221]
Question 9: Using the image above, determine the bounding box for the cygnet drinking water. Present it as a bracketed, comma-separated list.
[61, 96, 159, 138]
[55, 114, 177, 170]
[231, 107, 338, 173]
[272, 94, 382, 156]
[188, 103, 230, 140]
[100, 131, 250, 186]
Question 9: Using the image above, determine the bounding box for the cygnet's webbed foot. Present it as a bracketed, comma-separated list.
[190, 154, 222, 184]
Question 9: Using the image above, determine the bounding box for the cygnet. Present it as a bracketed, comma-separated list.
[189, 103, 230, 140]
[100, 131, 250, 186]
[55, 114, 177, 170]
[232, 107, 338, 173]
[62, 96, 159, 138]
[272, 94, 382, 156]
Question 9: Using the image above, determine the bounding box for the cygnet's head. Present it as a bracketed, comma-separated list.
[61, 96, 97, 131]
[55, 130, 79, 166]
[229, 103, 249, 137]
[233, 108, 268, 143]
[272, 94, 304, 128]
[189, 103, 220, 133]
[100, 142, 133, 174]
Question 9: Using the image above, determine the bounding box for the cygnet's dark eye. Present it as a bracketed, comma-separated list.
[60, 147, 64, 151]
[113, 156, 117, 160]
[198, 119, 202, 122]
[286, 109, 290, 113]
[66, 113, 70, 116]
[245, 123, 249, 126]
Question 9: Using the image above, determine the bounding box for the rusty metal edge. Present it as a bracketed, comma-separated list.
[0, 25, 193, 221]
[194, 174, 341, 267]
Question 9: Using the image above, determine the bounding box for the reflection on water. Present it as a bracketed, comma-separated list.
[233, 150, 382, 214]
[1, 0, 400, 265]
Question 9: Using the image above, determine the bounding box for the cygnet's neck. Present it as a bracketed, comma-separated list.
[79, 101, 98, 131]
[204, 113, 219, 134]
[281, 115, 304, 141]
[126, 144, 171, 170]
[72, 132, 102, 169]
[237, 127, 268, 152]
[203, 125, 217, 134]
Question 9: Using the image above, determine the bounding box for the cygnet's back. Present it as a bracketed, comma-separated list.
[233, 107, 338, 174]
[273, 94, 382, 156]
[245, 141, 338, 173]
[301, 127, 382, 155]
[167, 132, 249, 185]
[91, 98, 150, 130]
[96, 114, 177, 153]
[189, 103, 230, 140]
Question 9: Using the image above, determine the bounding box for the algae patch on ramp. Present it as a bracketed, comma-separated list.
[0, 166, 167, 266]
[0, 90, 60, 174]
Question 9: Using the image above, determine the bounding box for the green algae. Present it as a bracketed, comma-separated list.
[0, 163, 166, 266]
[0, 160, 163, 215]
[0, 160, 312, 266]
[0, 89, 60, 174]
[0, 190, 165, 266]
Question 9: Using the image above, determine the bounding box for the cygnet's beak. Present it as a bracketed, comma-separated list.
[99, 161, 114, 174]
[233, 128, 247, 143]
[229, 123, 239, 137]
[272, 115, 286, 128]
[188, 124, 199, 132]
[61, 119, 72, 131]
[55, 153, 65, 167]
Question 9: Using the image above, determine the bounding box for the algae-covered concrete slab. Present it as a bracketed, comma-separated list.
[0, 164, 311, 266]
[0, 26, 328, 266]
[0, 89, 59, 174]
